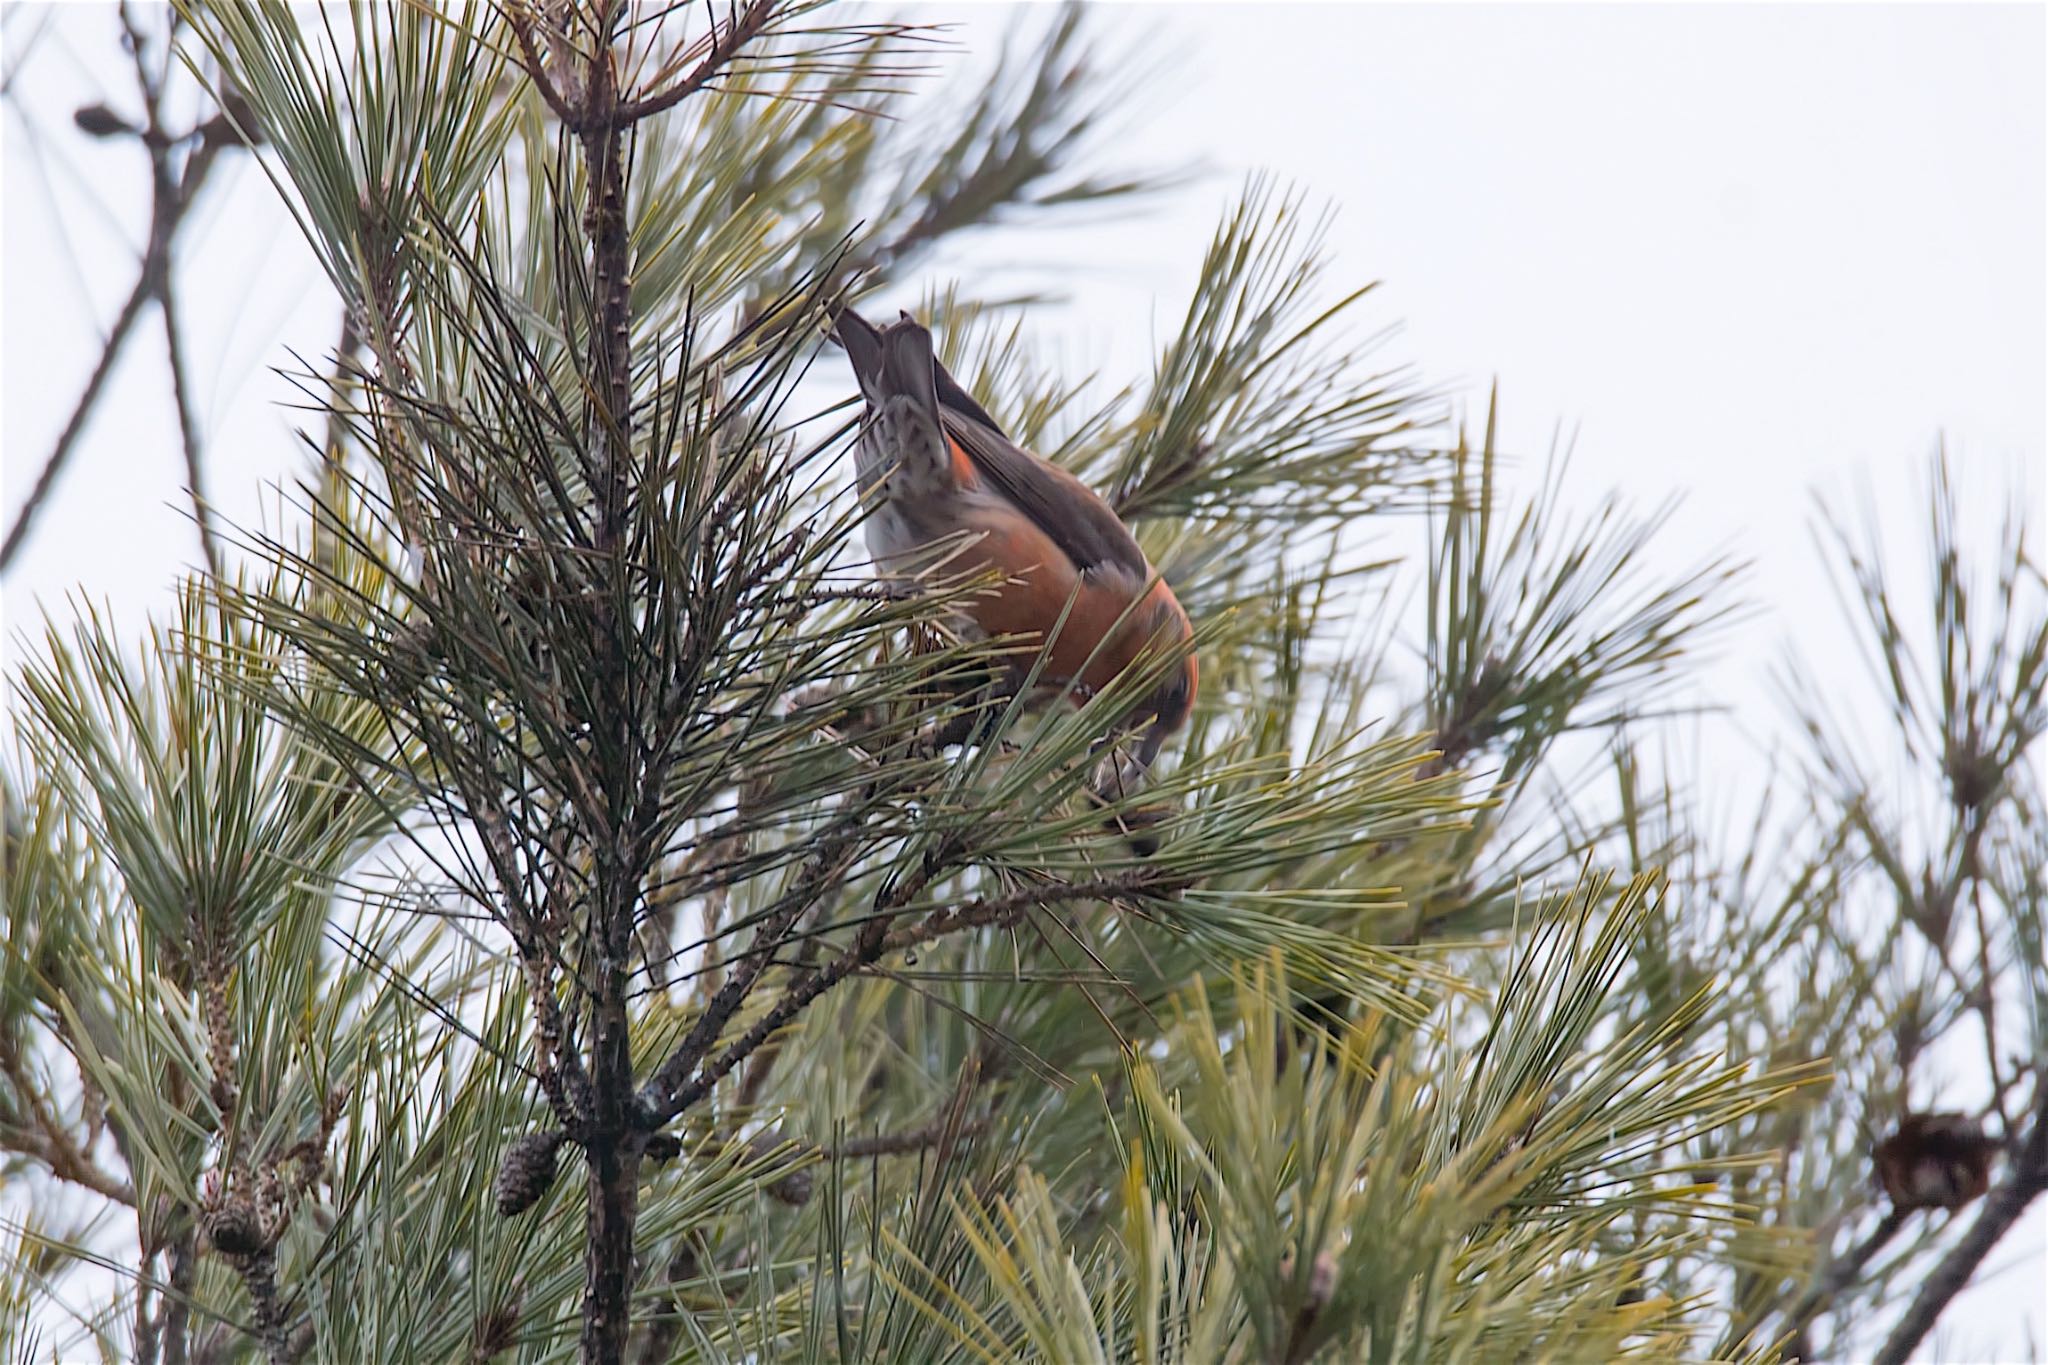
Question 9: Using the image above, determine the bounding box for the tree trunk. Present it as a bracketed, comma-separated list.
[580, 1131, 641, 1365]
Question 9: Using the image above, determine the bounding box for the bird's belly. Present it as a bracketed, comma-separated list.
[861, 498, 960, 572]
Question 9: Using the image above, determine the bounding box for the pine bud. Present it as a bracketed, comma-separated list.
[1306, 1251, 1338, 1312]
[73, 104, 134, 139]
[494, 1130, 565, 1217]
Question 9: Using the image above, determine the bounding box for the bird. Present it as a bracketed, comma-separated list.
[831, 306, 1197, 847]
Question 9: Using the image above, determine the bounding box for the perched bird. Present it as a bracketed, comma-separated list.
[832, 306, 1196, 843]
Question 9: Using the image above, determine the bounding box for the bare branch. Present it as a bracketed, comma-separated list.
[0, 1034, 137, 1205]
[635, 806, 872, 1122]
[1, 269, 157, 570]
[158, 257, 221, 577]
[1, 6, 244, 573]
[831, 1112, 993, 1159]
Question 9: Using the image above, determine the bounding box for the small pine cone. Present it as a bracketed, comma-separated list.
[766, 1165, 814, 1207]
[494, 1131, 564, 1217]
[747, 1133, 814, 1207]
[469, 1286, 524, 1361]
[1874, 1112, 1999, 1211]
[201, 1195, 265, 1258]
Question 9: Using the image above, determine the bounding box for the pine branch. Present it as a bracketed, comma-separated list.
[455, 794, 593, 1130]
[634, 797, 886, 1124]
[0, 1032, 136, 1205]
[832, 1113, 994, 1159]
[876, 871, 1166, 956]
[648, 862, 1160, 1128]
[158, 263, 220, 578]
[1870, 1086, 2048, 1365]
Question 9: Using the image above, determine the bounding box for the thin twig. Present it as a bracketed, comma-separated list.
[652, 884, 916, 1125]
[611, 0, 781, 124]
[878, 872, 1161, 956]
[0, 1118, 139, 1204]
[0, 1036, 138, 1204]
[469, 801, 593, 1128]
[652, 864, 1153, 1126]
[507, 10, 580, 127]
[310, 309, 364, 588]
[831, 1112, 993, 1159]
[636, 803, 872, 1120]
[734, 896, 828, 1110]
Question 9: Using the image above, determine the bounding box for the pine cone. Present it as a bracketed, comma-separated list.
[494, 1130, 565, 1217]
[201, 1195, 265, 1257]
[1873, 1112, 1999, 1210]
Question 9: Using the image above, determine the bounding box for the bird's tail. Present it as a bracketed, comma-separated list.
[831, 306, 940, 424]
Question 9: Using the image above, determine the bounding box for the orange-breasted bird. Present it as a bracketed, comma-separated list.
[833, 306, 1197, 835]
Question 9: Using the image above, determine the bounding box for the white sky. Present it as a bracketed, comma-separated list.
[4, 0, 2044, 1354]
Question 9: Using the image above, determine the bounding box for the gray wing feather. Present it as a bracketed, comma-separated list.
[832, 307, 887, 402]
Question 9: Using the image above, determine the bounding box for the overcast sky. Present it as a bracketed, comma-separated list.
[4, 0, 2044, 1352]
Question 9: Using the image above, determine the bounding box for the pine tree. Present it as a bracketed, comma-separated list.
[3, 4, 2042, 1363]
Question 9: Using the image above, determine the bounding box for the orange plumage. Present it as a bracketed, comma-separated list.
[834, 306, 1197, 794]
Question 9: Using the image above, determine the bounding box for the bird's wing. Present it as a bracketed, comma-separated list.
[929, 350, 1009, 437]
[941, 408, 1153, 582]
